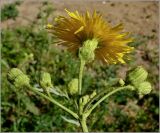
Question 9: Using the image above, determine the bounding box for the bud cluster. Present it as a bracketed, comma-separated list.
[79, 91, 97, 108]
[127, 66, 152, 95]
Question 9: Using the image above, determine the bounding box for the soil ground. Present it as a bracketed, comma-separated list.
[1, 0, 159, 36]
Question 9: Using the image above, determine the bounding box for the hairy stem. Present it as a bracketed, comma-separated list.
[84, 87, 114, 112]
[78, 58, 89, 132]
[80, 116, 88, 132]
[86, 85, 134, 117]
[78, 59, 85, 95]
[28, 85, 79, 119]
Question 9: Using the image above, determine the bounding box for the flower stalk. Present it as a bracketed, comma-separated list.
[78, 59, 85, 95]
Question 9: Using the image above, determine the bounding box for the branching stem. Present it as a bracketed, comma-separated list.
[80, 115, 88, 132]
[28, 85, 79, 120]
[85, 85, 134, 117]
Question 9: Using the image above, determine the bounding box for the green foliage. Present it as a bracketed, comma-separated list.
[1, 1, 21, 21]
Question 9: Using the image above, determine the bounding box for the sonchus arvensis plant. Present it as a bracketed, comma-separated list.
[8, 10, 152, 132]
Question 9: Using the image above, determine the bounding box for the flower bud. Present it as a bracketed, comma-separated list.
[7, 68, 23, 82]
[128, 66, 148, 87]
[119, 79, 125, 86]
[8, 68, 30, 88]
[82, 95, 89, 105]
[137, 81, 152, 95]
[40, 72, 53, 90]
[14, 74, 30, 88]
[68, 78, 78, 95]
[79, 97, 83, 105]
[79, 39, 98, 63]
[46, 23, 53, 29]
[89, 91, 97, 99]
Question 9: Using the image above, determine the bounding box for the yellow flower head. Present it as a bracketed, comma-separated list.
[47, 9, 134, 64]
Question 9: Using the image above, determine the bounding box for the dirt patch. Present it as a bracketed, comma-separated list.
[1, 0, 159, 36]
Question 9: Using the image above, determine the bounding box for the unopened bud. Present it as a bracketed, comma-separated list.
[89, 91, 97, 99]
[14, 74, 30, 88]
[8, 68, 30, 88]
[68, 78, 78, 95]
[79, 97, 83, 105]
[137, 81, 152, 95]
[128, 66, 148, 87]
[82, 95, 89, 105]
[40, 72, 53, 90]
[8, 68, 23, 82]
[119, 79, 125, 86]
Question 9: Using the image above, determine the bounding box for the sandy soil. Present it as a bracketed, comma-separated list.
[1, 0, 159, 35]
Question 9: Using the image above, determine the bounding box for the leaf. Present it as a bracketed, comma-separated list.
[50, 87, 69, 99]
[1, 59, 9, 69]
[33, 85, 69, 100]
[61, 116, 80, 126]
[105, 78, 120, 87]
[21, 96, 40, 115]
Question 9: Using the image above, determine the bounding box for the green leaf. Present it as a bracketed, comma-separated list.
[21, 96, 40, 115]
[61, 116, 80, 126]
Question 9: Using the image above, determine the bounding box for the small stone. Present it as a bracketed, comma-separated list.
[102, 1, 106, 4]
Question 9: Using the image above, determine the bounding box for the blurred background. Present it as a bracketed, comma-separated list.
[1, 0, 159, 132]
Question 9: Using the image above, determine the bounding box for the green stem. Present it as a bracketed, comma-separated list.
[84, 87, 113, 112]
[46, 90, 52, 98]
[80, 115, 88, 132]
[28, 85, 79, 119]
[78, 59, 85, 95]
[78, 58, 89, 132]
[86, 85, 134, 116]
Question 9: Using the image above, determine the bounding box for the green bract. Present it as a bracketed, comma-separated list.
[79, 39, 98, 63]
